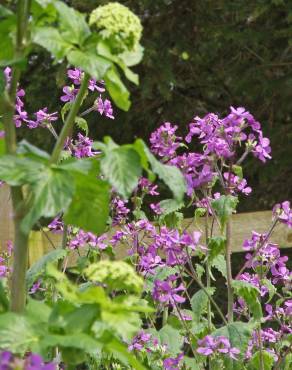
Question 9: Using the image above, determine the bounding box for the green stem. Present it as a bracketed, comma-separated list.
[226, 219, 233, 322]
[10, 220, 29, 311]
[50, 74, 90, 164]
[3, 0, 31, 312]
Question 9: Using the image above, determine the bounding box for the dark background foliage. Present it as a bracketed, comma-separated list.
[18, 0, 292, 212]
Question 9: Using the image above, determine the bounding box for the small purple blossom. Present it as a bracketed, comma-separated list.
[60, 85, 78, 102]
[150, 122, 182, 159]
[152, 275, 185, 307]
[163, 353, 184, 370]
[197, 335, 240, 360]
[95, 96, 114, 119]
[273, 201, 292, 228]
[128, 331, 152, 351]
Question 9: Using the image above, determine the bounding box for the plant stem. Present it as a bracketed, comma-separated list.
[204, 210, 212, 331]
[10, 218, 29, 311]
[226, 219, 233, 322]
[185, 249, 228, 325]
[50, 74, 90, 164]
[2, 0, 31, 312]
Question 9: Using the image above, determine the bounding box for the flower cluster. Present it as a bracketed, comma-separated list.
[61, 68, 114, 120]
[152, 275, 186, 307]
[150, 107, 263, 198]
[197, 335, 240, 360]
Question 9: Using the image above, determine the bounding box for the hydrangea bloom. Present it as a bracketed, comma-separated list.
[89, 2, 142, 51]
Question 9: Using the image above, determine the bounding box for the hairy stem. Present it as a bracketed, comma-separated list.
[50, 74, 90, 164]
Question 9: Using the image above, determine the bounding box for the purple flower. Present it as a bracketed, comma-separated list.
[150, 122, 182, 159]
[252, 134, 272, 162]
[150, 203, 162, 215]
[14, 105, 28, 127]
[223, 172, 252, 195]
[29, 279, 45, 294]
[138, 177, 159, 196]
[111, 196, 130, 225]
[152, 275, 185, 307]
[73, 133, 96, 158]
[197, 335, 240, 360]
[128, 331, 152, 351]
[67, 68, 82, 85]
[4, 67, 11, 87]
[163, 353, 184, 370]
[48, 216, 64, 234]
[88, 79, 105, 93]
[60, 86, 78, 102]
[35, 108, 58, 126]
[273, 201, 292, 228]
[95, 96, 114, 119]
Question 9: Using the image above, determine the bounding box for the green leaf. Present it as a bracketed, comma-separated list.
[100, 146, 142, 199]
[249, 350, 274, 370]
[54, 1, 91, 46]
[190, 288, 215, 322]
[208, 236, 226, 261]
[96, 40, 139, 85]
[135, 140, 186, 201]
[102, 309, 141, 341]
[119, 45, 144, 67]
[211, 195, 238, 229]
[232, 280, 262, 320]
[17, 140, 50, 160]
[212, 322, 253, 360]
[0, 155, 44, 186]
[26, 299, 51, 323]
[159, 324, 184, 356]
[41, 333, 101, 354]
[104, 67, 131, 111]
[183, 357, 201, 370]
[58, 157, 95, 174]
[75, 116, 88, 135]
[64, 174, 109, 234]
[105, 338, 146, 370]
[32, 26, 73, 59]
[0, 5, 13, 18]
[26, 249, 67, 288]
[262, 278, 277, 303]
[67, 50, 111, 81]
[159, 198, 184, 215]
[232, 165, 243, 179]
[211, 254, 227, 278]
[0, 313, 37, 352]
[22, 167, 75, 232]
[61, 101, 71, 122]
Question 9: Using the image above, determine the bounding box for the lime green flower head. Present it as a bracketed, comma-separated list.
[89, 2, 142, 52]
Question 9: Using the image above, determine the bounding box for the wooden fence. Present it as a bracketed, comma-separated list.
[1, 184, 291, 265]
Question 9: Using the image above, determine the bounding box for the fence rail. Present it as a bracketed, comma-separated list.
[1, 185, 291, 266]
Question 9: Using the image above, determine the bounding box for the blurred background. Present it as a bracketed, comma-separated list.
[18, 0, 292, 212]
